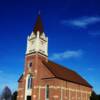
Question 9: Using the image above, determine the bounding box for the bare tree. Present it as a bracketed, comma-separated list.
[0, 94, 1, 100]
[1, 86, 12, 100]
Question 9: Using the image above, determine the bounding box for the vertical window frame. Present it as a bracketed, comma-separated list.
[45, 85, 49, 100]
[27, 75, 32, 89]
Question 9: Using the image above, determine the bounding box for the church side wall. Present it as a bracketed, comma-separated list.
[31, 56, 92, 100]
[30, 78, 92, 100]
[17, 55, 92, 100]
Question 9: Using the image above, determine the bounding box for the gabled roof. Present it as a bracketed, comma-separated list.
[33, 14, 44, 35]
[18, 60, 92, 88]
[42, 60, 92, 88]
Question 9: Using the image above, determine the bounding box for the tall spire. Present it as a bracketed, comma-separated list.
[33, 12, 44, 35]
[26, 12, 48, 56]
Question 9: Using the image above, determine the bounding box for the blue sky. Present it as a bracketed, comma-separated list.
[0, 0, 100, 94]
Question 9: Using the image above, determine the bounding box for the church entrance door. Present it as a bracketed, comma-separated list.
[27, 96, 31, 100]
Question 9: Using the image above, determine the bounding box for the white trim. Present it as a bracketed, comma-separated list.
[76, 89, 77, 100]
[38, 86, 41, 100]
[61, 87, 63, 100]
[53, 95, 59, 98]
[33, 85, 91, 94]
[25, 74, 32, 100]
[86, 92, 87, 100]
[81, 90, 82, 100]
[18, 88, 23, 91]
[33, 95, 36, 98]
[69, 88, 71, 100]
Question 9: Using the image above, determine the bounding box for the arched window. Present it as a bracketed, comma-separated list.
[45, 85, 49, 100]
[28, 62, 32, 68]
[27, 75, 32, 89]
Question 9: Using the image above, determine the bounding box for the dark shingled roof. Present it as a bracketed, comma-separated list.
[33, 15, 44, 35]
[42, 60, 92, 88]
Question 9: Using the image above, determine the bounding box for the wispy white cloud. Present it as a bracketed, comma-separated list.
[61, 16, 100, 28]
[50, 50, 83, 60]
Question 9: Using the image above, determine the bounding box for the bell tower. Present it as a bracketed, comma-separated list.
[26, 15, 48, 56]
[24, 14, 48, 100]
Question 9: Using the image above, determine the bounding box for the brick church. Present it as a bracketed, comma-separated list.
[17, 14, 92, 100]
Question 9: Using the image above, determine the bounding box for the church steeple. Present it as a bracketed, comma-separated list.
[33, 13, 44, 35]
[26, 14, 48, 56]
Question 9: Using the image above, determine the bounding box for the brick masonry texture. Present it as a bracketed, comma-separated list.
[17, 54, 92, 100]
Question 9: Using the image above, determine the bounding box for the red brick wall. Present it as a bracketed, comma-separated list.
[17, 54, 92, 100]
